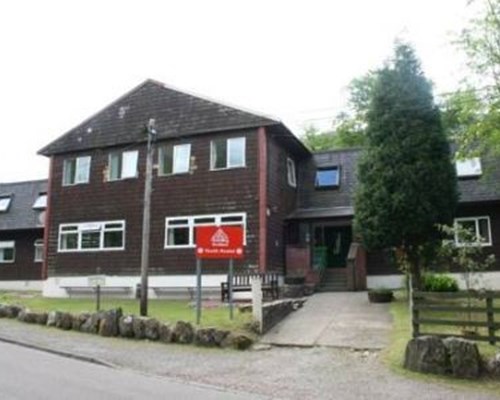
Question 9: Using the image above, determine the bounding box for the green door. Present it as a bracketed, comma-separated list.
[314, 225, 352, 268]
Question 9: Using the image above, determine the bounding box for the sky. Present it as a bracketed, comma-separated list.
[0, 0, 476, 182]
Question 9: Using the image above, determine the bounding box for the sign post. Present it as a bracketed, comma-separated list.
[195, 225, 244, 322]
[88, 275, 106, 312]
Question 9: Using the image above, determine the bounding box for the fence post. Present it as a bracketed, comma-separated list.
[486, 294, 495, 345]
[412, 291, 420, 338]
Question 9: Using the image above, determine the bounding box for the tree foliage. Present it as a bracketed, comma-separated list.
[451, 0, 500, 156]
[354, 43, 459, 288]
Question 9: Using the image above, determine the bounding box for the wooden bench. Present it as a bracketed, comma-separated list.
[61, 286, 132, 298]
[221, 272, 279, 302]
[151, 287, 195, 300]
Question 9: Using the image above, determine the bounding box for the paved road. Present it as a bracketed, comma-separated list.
[262, 292, 393, 349]
[1, 320, 499, 400]
[0, 341, 265, 400]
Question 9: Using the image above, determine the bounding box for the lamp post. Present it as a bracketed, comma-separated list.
[140, 118, 156, 316]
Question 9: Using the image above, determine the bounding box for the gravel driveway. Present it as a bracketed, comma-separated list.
[0, 320, 498, 400]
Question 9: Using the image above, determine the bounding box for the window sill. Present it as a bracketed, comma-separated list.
[57, 248, 125, 253]
[210, 165, 247, 172]
[106, 176, 138, 182]
[158, 171, 191, 178]
[62, 182, 89, 187]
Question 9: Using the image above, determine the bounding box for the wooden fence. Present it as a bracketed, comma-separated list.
[412, 290, 500, 345]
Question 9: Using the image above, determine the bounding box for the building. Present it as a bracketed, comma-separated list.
[37, 80, 500, 297]
[0, 180, 47, 290]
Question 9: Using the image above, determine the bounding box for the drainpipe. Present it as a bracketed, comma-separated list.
[258, 127, 267, 273]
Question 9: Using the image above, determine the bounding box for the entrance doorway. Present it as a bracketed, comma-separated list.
[313, 225, 352, 268]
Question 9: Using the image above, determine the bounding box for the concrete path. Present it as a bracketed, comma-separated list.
[261, 292, 392, 349]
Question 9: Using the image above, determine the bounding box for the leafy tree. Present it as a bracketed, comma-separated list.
[453, 0, 500, 156]
[354, 43, 459, 289]
[301, 125, 337, 152]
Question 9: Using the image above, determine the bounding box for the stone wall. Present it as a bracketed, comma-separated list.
[261, 299, 305, 334]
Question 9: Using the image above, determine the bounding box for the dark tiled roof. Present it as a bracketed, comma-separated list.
[294, 148, 500, 219]
[0, 180, 47, 230]
[39, 80, 281, 156]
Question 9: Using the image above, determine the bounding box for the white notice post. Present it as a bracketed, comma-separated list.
[251, 277, 263, 334]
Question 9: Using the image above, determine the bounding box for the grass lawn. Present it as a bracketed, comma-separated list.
[0, 291, 252, 332]
[383, 291, 500, 393]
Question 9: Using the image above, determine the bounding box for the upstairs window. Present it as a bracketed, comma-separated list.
[315, 167, 340, 189]
[108, 150, 138, 181]
[159, 144, 191, 175]
[0, 196, 12, 212]
[211, 137, 246, 170]
[34, 239, 44, 262]
[0, 241, 15, 263]
[32, 193, 47, 210]
[58, 220, 125, 252]
[454, 216, 492, 246]
[63, 156, 91, 186]
[456, 157, 482, 178]
[287, 158, 297, 188]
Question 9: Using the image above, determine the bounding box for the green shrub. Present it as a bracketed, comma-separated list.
[422, 273, 459, 292]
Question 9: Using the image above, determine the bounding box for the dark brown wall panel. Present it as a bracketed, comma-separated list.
[0, 229, 44, 280]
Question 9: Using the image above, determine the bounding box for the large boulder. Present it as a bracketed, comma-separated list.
[80, 312, 103, 334]
[158, 323, 174, 343]
[56, 312, 74, 330]
[98, 309, 122, 337]
[172, 321, 194, 344]
[0, 304, 7, 318]
[35, 312, 48, 325]
[72, 313, 90, 331]
[0, 305, 23, 319]
[194, 328, 218, 347]
[221, 333, 253, 350]
[118, 315, 135, 338]
[443, 338, 481, 379]
[485, 353, 500, 378]
[17, 309, 38, 324]
[132, 317, 148, 339]
[404, 336, 448, 375]
[46, 311, 62, 327]
[144, 318, 160, 341]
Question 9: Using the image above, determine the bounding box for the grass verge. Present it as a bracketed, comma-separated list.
[0, 291, 251, 332]
[382, 291, 500, 394]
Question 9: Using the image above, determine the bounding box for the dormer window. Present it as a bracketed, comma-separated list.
[315, 167, 340, 189]
[0, 196, 11, 212]
[32, 193, 47, 210]
[456, 157, 482, 178]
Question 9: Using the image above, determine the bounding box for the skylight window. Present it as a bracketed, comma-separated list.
[456, 157, 482, 178]
[32, 193, 47, 210]
[0, 196, 11, 212]
[315, 167, 340, 189]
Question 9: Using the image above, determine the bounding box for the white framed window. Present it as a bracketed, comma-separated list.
[34, 239, 44, 262]
[108, 150, 138, 181]
[63, 156, 91, 186]
[58, 220, 125, 252]
[159, 144, 191, 175]
[287, 158, 297, 188]
[165, 212, 246, 248]
[32, 193, 47, 210]
[0, 241, 15, 263]
[456, 157, 482, 178]
[210, 137, 246, 170]
[0, 196, 12, 212]
[454, 216, 492, 247]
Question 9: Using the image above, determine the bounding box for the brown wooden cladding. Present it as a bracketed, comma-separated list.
[0, 229, 43, 280]
[266, 134, 299, 274]
[46, 128, 261, 277]
[366, 201, 500, 276]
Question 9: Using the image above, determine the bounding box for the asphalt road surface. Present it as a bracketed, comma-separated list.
[0, 342, 265, 400]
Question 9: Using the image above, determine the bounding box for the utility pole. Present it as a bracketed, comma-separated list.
[140, 118, 156, 316]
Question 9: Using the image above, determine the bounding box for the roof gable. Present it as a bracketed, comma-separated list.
[39, 80, 280, 156]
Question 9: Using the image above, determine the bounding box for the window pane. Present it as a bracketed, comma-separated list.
[63, 159, 76, 185]
[81, 232, 101, 249]
[194, 217, 216, 224]
[174, 144, 191, 173]
[287, 158, 296, 187]
[104, 223, 123, 229]
[221, 216, 243, 223]
[109, 153, 121, 180]
[2, 248, 14, 262]
[456, 220, 476, 244]
[228, 137, 245, 167]
[168, 227, 189, 246]
[34, 240, 44, 262]
[104, 231, 123, 248]
[212, 140, 227, 169]
[121, 151, 138, 178]
[159, 146, 173, 175]
[315, 168, 339, 187]
[61, 233, 78, 250]
[75, 156, 91, 183]
[168, 219, 189, 226]
[478, 218, 491, 244]
[0, 197, 11, 212]
[32, 194, 47, 209]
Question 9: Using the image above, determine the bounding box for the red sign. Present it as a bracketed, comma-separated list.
[195, 226, 244, 259]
